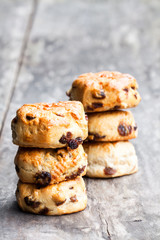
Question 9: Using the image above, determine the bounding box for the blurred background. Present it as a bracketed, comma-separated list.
[0, 0, 160, 239]
[0, 0, 160, 140]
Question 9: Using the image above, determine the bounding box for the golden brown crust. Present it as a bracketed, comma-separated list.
[88, 110, 138, 142]
[15, 145, 87, 185]
[84, 141, 138, 178]
[11, 101, 88, 148]
[67, 71, 141, 112]
[16, 177, 87, 215]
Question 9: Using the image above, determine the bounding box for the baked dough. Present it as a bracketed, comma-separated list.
[67, 71, 141, 112]
[16, 177, 87, 215]
[15, 145, 87, 186]
[83, 141, 138, 178]
[88, 110, 137, 142]
[11, 101, 88, 149]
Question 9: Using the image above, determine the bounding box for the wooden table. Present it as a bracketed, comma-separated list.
[0, 0, 160, 239]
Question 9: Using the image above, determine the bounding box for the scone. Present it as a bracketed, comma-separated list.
[15, 145, 87, 186]
[16, 177, 87, 215]
[67, 71, 141, 112]
[11, 101, 88, 149]
[88, 110, 138, 142]
[84, 141, 138, 178]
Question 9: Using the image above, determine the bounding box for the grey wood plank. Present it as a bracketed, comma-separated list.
[0, 0, 35, 132]
[0, 0, 160, 239]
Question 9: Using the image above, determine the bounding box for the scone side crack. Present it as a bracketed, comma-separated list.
[65, 166, 86, 180]
[88, 132, 106, 141]
[15, 163, 87, 185]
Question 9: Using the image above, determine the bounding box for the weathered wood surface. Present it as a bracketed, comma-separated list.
[0, 0, 35, 132]
[0, 0, 160, 239]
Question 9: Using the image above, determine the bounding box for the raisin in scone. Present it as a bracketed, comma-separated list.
[16, 177, 87, 215]
[84, 141, 138, 178]
[15, 145, 87, 186]
[88, 110, 137, 142]
[67, 71, 141, 112]
[11, 101, 88, 149]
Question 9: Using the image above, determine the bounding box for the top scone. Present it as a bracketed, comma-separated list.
[67, 71, 141, 112]
[11, 101, 88, 149]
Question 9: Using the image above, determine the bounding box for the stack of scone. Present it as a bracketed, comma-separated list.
[67, 71, 141, 178]
[11, 101, 88, 215]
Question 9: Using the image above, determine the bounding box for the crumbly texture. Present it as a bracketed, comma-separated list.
[16, 177, 87, 215]
[11, 101, 88, 148]
[84, 141, 138, 178]
[88, 110, 138, 142]
[67, 71, 141, 112]
[15, 145, 87, 185]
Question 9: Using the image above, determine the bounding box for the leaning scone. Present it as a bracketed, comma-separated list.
[15, 145, 87, 186]
[88, 110, 138, 142]
[11, 101, 88, 149]
[16, 177, 87, 215]
[67, 71, 141, 112]
[84, 141, 138, 178]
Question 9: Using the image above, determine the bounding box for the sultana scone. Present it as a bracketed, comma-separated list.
[16, 177, 87, 215]
[88, 110, 137, 142]
[67, 71, 141, 112]
[84, 141, 138, 178]
[15, 145, 87, 186]
[11, 101, 88, 149]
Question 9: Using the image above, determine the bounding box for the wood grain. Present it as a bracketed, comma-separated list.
[0, 0, 36, 133]
[0, 0, 160, 239]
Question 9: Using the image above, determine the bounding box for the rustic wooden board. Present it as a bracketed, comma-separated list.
[0, 0, 35, 132]
[0, 0, 160, 239]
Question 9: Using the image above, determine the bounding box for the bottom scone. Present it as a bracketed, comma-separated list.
[16, 176, 87, 215]
[84, 141, 138, 178]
